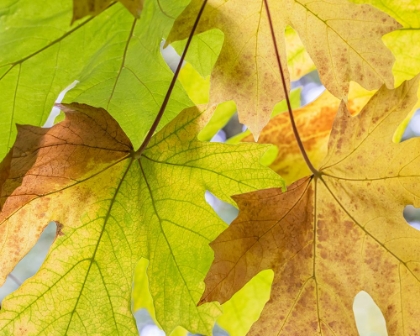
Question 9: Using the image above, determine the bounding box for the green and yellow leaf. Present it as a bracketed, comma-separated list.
[217, 270, 274, 336]
[0, 0, 191, 161]
[0, 103, 283, 335]
[351, 0, 420, 87]
[167, 0, 399, 138]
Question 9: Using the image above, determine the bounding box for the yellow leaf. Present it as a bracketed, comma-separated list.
[284, 26, 315, 81]
[167, 0, 399, 138]
[351, 0, 420, 86]
[200, 75, 420, 334]
[243, 83, 375, 185]
[218, 270, 274, 336]
[178, 63, 210, 105]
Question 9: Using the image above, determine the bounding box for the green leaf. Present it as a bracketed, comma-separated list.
[178, 62, 210, 105]
[139, 106, 283, 333]
[171, 29, 224, 78]
[178, 62, 238, 142]
[197, 102, 237, 141]
[218, 270, 274, 336]
[0, 103, 283, 335]
[351, 0, 420, 86]
[132, 259, 188, 336]
[0, 0, 191, 161]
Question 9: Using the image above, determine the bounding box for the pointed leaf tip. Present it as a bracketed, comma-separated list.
[202, 76, 420, 334]
[168, 0, 399, 142]
[0, 103, 283, 335]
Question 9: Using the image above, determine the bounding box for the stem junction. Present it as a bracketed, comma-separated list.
[134, 0, 208, 159]
[263, 0, 320, 178]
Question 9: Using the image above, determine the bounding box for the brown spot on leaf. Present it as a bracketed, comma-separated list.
[55, 221, 64, 237]
[0, 103, 133, 289]
[201, 76, 420, 335]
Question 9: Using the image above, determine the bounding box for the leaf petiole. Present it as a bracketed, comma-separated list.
[263, 0, 320, 178]
[134, 0, 208, 159]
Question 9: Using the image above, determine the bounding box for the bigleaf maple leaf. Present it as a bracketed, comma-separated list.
[200, 76, 420, 334]
[167, 0, 400, 138]
[72, 0, 144, 22]
[0, 103, 282, 335]
[352, 0, 420, 87]
[0, 0, 191, 160]
[243, 86, 375, 185]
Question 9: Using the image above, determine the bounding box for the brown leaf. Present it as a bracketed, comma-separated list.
[0, 103, 132, 282]
[72, 0, 144, 22]
[0, 151, 13, 211]
[200, 76, 420, 334]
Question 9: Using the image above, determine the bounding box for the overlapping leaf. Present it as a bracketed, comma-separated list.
[217, 270, 274, 335]
[132, 259, 189, 336]
[171, 29, 225, 79]
[0, 103, 283, 335]
[226, 88, 301, 145]
[0, 0, 191, 161]
[177, 62, 239, 142]
[242, 86, 374, 185]
[171, 26, 314, 81]
[352, 0, 420, 87]
[167, 0, 399, 138]
[72, 0, 144, 22]
[283, 26, 315, 81]
[200, 76, 420, 334]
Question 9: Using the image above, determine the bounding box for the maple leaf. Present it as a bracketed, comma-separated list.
[171, 29, 225, 78]
[170, 25, 314, 81]
[167, 0, 400, 138]
[217, 270, 274, 335]
[0, 103, 283, 335]
[0, 0, 191, 160]
[72, 0, 145, 22]
[199, 76, 420, 334]
[132, 259, 191, 336]
[243, 85, 375, 185]
[352, 0, 420, 87]
[283, 26, 315, 81]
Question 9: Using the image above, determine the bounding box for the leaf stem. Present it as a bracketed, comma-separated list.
[263, 0, 320, 177]
[134, 0, 208, 159]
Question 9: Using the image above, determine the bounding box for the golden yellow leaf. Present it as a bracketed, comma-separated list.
[243, 84, 374, 185]
[200, 76, 420, 334]
[167, 0, 399, 138]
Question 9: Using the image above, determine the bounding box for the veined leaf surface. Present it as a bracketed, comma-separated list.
[0, 0, 191, 160]
[0, 103, 283, 335]
[200, 76, 420, 335]
[167, 0, 399, 138]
